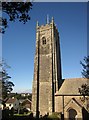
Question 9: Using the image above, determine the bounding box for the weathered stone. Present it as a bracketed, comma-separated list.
[32, 19, 89, 119]
[32, 19, 62, 116]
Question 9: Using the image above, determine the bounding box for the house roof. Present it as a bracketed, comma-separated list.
[6, 98, 17, 104]
[19, 99, 25, 103]
[22, 99, 32, 105]
[55, 78, 88, 95]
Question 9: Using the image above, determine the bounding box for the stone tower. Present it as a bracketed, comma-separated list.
[32, 17, 62, 116]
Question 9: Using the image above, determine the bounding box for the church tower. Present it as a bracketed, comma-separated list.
[32, 17, 62, 116]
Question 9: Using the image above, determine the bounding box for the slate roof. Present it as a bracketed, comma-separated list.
[55, 78, 88, 95]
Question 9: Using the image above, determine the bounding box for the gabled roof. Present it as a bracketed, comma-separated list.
[22, 99, 32, 105]
[19, 99, 25, 103]
[56, 78, 88, 95]
[6, 98, 17, 104]
[64, 98, 83, 109]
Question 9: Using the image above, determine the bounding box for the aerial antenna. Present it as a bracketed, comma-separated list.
[46, 14, 49, 24]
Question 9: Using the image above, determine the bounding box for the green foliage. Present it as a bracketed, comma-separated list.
[79, 84, 89, 96]
[79, 56, 89, 96]
[79, 56, 89, 111]
[48, 112, 61, 119]
[1, 2, 32, 33]
[0, 60, 14, 99]
[2, 108, 10, 119]
[14, 93, 21, 100]
[19, 108, 29, 114]
[9, 92, 32, 100]
[80, 56, 89, 79]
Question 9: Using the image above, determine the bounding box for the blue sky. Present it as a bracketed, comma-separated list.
[3, 2, 87, 93]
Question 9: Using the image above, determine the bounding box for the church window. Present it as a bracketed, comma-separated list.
[42, 37, 46, 45]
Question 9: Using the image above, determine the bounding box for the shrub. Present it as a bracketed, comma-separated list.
[48, 112, 61, 120]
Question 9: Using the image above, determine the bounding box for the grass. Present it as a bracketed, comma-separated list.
[14, 112, 31, 116]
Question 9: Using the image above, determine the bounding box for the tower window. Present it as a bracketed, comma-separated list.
[42, 37, 46, 45]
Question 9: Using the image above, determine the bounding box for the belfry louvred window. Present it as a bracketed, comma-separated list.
[42, 37, 46, 45]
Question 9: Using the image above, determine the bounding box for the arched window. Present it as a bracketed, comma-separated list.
[42, 37, 46, 45]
